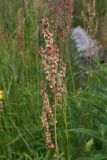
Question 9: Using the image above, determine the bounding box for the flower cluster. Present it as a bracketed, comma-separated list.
[41, 81, 53, 118]
[41, 81, 54, 149]
[0, 90, 4, 114]
[40, 17, 60, 92]
[56, 60, 66, 104]
[87, 0, 96, 37]
[81, 0, 97, 38]
[71, 26, 99, 56]
[65, 0, 74, 32]
[0, 90, 3, 101]
[40, 17, 66, 99]
[40, 17, 66, 148]
[49, 0, 74, 42]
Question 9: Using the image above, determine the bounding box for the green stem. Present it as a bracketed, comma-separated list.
[54, 95, 60, 160]
[63, 95, 70, 160]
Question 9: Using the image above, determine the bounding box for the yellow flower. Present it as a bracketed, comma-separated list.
[0, 90, 4, 100]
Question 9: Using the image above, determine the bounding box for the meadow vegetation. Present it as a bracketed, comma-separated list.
[0, 0, 107, 159]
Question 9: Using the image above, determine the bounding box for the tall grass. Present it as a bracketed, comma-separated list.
[0, 0, 107, 159]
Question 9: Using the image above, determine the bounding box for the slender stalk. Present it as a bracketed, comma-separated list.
[88, 58, 92, 92]
[54, 95, 60, 160]
[63, 95, 70, 160]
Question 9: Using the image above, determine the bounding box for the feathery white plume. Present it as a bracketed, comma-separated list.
[71, 26, 99, 56]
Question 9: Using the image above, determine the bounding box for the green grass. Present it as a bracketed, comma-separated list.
[0, 0, 107, 159]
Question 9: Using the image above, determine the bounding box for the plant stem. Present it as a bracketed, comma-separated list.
[54, 95, 60, 160]
[63, 95, 70, 160]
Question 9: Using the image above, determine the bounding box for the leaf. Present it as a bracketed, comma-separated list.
[85, 138, 94, 152]
[68, 128, 107, 145]
[76, 153, 107, 160]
